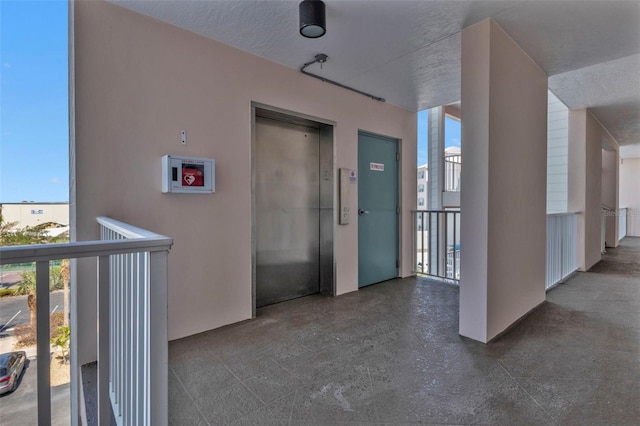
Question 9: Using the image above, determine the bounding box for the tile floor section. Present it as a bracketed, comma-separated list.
[168, 238, 640, 425]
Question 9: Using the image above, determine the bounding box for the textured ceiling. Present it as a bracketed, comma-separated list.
[549, 54, 640, 147]
[111, 0, 640, 145]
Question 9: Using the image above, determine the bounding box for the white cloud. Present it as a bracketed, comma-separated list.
[50, 177, 60, 184]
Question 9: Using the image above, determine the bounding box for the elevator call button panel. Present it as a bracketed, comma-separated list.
[339, 168, 354, 225]
[162, 155, 215, 194]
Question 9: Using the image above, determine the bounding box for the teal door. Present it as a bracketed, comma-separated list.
[358, 132, 399, 288]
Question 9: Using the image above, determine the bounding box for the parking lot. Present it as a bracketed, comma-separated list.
[0, 291, 64, 333]
[0, 356, 70, 425]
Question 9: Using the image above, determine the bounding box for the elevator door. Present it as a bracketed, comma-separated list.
[255, 116, 320, 307]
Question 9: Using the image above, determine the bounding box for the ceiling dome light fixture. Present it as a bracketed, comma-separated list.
[299, 0, 326, 38]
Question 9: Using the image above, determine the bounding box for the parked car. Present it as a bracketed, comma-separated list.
[0, 351, 27, 395]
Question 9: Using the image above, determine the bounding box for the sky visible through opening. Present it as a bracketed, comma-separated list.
[1, 1, 69, 203]
[0, 3, 458, 203]
[417, 109, 461, 167]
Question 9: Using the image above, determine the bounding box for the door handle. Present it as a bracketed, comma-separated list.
[358, 209, 369, 216]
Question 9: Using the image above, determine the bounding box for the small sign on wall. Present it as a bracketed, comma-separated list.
[349, 169, 357, 184]
[370, 162, 384, 171]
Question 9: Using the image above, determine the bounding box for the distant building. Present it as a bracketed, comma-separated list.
[419, 146, 461, 211]
[417, 164, 428, 209]
[0, 202, 69, 228]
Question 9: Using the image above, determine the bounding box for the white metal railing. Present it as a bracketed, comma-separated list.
[444, 154, 461, 192]
[413, 210, 578, 289]
[98, 217, 172, 426]
[619, 208, 627, 240]
[601, 206, 610, 253]
[446, 248, 461, 280]
[546, 213, 578, 290]
[413, 210, 461, 281]
[0, 217, 172, 426]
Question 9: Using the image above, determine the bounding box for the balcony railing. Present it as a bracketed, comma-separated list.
[413, 210, 460, 282]
[619, 207, 627, 240]
[444, 154, 461, 192]
[545, 213, 578, 290]
[413, 210, 578, 289]
[0, 217, 172, 426]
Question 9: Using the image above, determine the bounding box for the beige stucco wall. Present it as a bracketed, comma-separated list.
[1, 203, 69, 228]
[460, 19, 547, 343]
[73, 0, 417, 353]
[620, 157, 640, 236]
[459, 21, 490, 342]
[568, 110, 603, 271]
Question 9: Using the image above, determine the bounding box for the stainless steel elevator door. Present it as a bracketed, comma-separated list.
[255, 116, 321, 307]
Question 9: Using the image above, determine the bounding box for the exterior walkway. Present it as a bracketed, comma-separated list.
[168, 238, 640, 425]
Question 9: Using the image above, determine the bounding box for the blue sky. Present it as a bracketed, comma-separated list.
[1, 1, 69, 202]
[417, 110, 461, 166]
[0, 1, 453, 201]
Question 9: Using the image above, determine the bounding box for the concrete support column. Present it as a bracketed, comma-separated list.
[459, 19, 548, 343]
[428, 106, 445, 210]
[428, 106, 445, 275]
[568, 109, 602, 270]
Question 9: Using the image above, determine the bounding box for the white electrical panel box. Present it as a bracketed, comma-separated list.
[161, 155, 215, 194]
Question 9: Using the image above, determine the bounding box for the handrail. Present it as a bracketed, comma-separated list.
[96, 216, 168, 239]
[546, 211, 581, 217]
[0, 217, 172, 426]
[1, 216, 171, 264]
[0, 238, 171, 264]
[412, 209, 460, 213]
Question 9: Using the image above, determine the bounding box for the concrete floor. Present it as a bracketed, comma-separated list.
[168, 237, 640, 425]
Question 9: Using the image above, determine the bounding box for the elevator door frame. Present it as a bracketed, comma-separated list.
[251, 102, 336, 316]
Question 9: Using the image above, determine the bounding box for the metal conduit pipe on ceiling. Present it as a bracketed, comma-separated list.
[300, 54, 385, 103]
